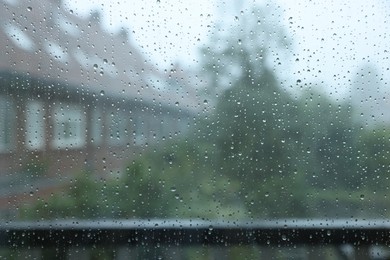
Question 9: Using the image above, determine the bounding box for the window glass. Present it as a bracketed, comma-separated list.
[106, 109, 128, 146]
[0, 96, 15, 152]
[1, 0, 384, 218]
[25, 100, 45, 150]
[90, 107, 103, 145]
[133, 115, 146, 146]
[1, 0, 390, 257]
[52, 104, 86, 149]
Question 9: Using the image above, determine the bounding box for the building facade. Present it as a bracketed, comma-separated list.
[0, 0, 199, 214]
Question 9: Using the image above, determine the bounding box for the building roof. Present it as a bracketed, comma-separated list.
[0, 0, 201, 113]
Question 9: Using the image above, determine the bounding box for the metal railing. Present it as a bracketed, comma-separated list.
[1, 219, 389, 259]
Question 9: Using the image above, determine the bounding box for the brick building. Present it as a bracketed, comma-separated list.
[0, 0, 200, 214]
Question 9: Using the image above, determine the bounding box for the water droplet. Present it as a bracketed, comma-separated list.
[238, 39, 242, 45]
[265, 192, 269, 197]
[170, 187, 176, 192]
[100, 90, 105, 96]
[203, 99, 208, 104]
[27, 6, 32, 11]
[175, 101, 179, 106]
[93, 64, 98, 69]
[360, 194, 365, 200]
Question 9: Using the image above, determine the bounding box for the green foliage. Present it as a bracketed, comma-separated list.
[294, 91, 359, 188]
[121, 140, 244, 219]
[203, 68, 308, 217]
[21, 172, 109, 219]
[355, 128, 390, 190]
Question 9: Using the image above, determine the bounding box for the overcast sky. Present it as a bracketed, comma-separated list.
[63, 0, 389, 99]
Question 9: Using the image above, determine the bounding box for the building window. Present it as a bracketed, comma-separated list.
[133, 115, 147, 145]
[25, 100, 45, 150]
[52, 105, 86, 149]
[107, 109, 128, 145]
[90, 107, 103, 145]
[0, 96, 15, 152]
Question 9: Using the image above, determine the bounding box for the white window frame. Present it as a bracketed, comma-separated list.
[0, 95, 16, 152]
[107, 109, 128, 146]
[25, 100, 45, 150]
[90, 107, 103, 145]
[52, 104, 86, 149]
[133, 115, 147, 145]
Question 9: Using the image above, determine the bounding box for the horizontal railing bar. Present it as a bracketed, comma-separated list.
[0, 219, 389, 247]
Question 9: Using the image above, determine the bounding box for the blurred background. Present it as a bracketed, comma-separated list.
[0, 0, 389, 258]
